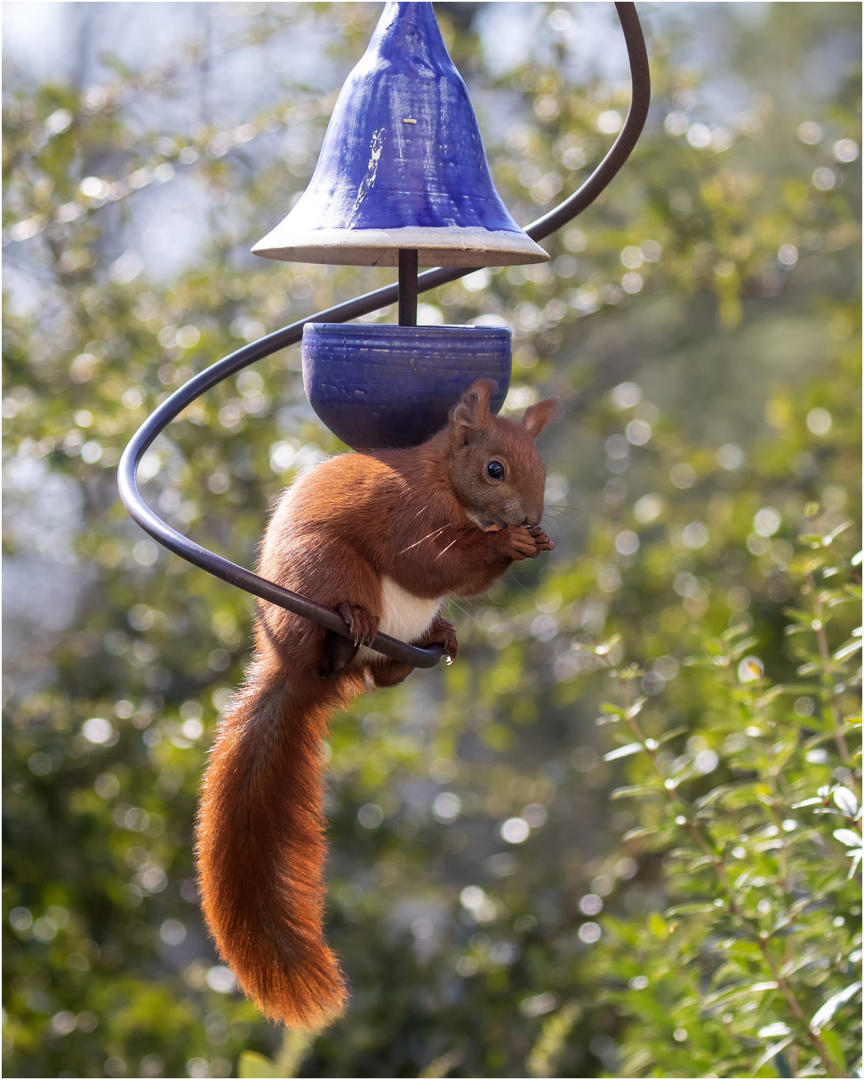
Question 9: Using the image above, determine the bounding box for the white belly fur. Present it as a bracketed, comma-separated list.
[363, 575, 441, 662]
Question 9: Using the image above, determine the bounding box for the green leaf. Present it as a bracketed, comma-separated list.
[727, 636, 760, 660]
[751, 1035, 794, 1075]
[703, 982, 778, 1008]
[772, 896, 817, 931]
[595, 634, 622, 656]
[769, 734, 799, 774]
[758, 1023, 792, 1038]
[693, 784, 740, 811]
[833, 638, 863, 662]
[684, 855, 717, 871]
[818, 1027, 849, 1076]
[604, 742, 645, 762]
[811, 980, 863, 1032]
[657, 725, 690, 746]
[648, 912, 668, 939]
[822, 519, 853, 546]
[238, 1051, 282, 1079]
[784, 608, 814, 625]
[665, 901, 718, 916]
[803, 730, 842, 750]
[610, 783, 659, 801]
[622, 824, 662, 841]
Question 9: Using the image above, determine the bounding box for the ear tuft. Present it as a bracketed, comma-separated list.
[449, 379, 496, 445]
[522, 396, 561, 440]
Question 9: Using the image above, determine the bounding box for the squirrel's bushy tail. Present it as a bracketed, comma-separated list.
[195, 660, 348, 1030]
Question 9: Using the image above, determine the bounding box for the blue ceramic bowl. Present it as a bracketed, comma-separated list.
[302, 322, 512, 449]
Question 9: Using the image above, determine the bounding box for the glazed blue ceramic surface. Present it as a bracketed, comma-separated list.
[253, 2, 547, 267]
[302, 323, 512, 449]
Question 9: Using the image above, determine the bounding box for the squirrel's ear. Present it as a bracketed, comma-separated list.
[522, 396, 561, 440]
[449, 379, 495, 445]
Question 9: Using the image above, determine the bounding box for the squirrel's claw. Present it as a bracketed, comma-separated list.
[337, 603, 379, 648]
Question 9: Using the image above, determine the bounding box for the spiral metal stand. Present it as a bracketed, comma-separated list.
[117, 2, 650, 669]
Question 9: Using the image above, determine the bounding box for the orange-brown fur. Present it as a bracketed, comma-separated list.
[195, 380, 558, 1029]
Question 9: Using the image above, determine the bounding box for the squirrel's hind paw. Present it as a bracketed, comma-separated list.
[423, 615, 458, 663]
[338, 603, 379, 647]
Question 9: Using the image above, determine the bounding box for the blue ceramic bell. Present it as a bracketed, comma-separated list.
[253, 1, 547, 268]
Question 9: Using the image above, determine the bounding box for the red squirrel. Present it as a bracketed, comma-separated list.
[195, 379, 559, 1030]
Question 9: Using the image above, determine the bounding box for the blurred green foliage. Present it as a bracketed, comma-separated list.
[2, 3, 860, 1077]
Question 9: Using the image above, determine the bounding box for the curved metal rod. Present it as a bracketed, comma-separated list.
[118, 1, 650, 669]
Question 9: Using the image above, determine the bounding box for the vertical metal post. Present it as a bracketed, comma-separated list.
[398, 248, 419, 326]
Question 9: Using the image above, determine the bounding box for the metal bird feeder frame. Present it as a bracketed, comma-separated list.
[118, 1, 651, 669]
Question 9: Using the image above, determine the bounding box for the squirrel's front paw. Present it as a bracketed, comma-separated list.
[494, 526, 542, 561]
[527, 526, 555, 552]
[338, 603, 379, 647]
[422, 615, 458, 664]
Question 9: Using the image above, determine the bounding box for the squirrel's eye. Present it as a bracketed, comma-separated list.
[486, 460, 506, 481]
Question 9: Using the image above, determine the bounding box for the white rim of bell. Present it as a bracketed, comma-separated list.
[251, 225, 549, 267]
